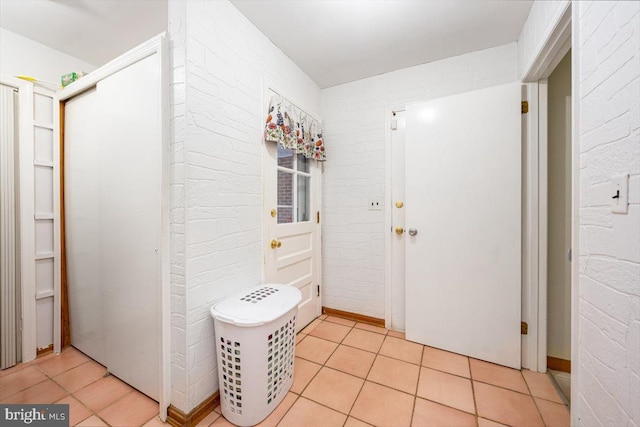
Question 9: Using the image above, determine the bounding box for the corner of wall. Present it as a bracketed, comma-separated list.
[169, 0, 321, 413]
[168, 0, 189, 413]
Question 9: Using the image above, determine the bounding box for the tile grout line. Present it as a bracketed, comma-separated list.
[43, 353, 137, 427]
[521, 371, 550, 427]
[302, 320, 496, 421]
[0, 369, 50, 401]
[467, 355, 480, 427]
[272, 393, 299, 427]
[291, 319, 354, 407]
[304, 319, 374, 423]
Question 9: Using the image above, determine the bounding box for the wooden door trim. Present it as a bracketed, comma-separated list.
[59, 100, 70, 348]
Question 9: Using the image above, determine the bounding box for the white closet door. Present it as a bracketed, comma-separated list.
[65, 53, 161, 400]
[65, 87, 106, 366]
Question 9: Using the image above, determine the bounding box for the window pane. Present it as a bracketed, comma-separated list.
[278, 146, 294, 169]
[297, 154, 309, 173]
[277, 170, 293, 224]
[278, 207, 293, 224]
[297, 175, 310, 222]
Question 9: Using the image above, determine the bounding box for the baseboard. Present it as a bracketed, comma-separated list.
[36, 344, 54, 358]
[547, 356, 571, 373]
[322, 307, 385, 327]
[166, 391, 220, 427]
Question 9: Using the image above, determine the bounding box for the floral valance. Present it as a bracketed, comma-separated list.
[264, 96, 326, 161]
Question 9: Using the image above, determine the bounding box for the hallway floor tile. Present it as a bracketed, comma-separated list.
[0, 317, 569, 426]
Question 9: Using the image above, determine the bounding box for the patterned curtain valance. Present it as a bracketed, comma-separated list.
[264, 95, 326, 161]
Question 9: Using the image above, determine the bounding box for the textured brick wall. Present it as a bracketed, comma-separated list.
[519, 0, 640, 423]
[169, 0, 321, 411]
[575, 1, 640, 425]
[168, 0, 188, 411]
[320, 43, 519, 319]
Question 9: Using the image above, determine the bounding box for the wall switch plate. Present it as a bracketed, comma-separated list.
[369, 200, 383, 210]
[611, 174, 629, 214]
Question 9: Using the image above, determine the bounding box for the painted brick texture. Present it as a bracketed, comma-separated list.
[320, 43, 518, 319]
[169, 0, 188, 411]
[169, 0, 320, 412]
[576, 1, 640, 425]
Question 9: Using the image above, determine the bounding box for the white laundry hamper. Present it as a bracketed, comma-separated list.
[210, 284, 302, 426]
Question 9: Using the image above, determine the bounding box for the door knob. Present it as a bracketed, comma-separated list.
[270, 239, 282, 249]
[395, 227, 404, 235]
[408, 228, 418, 236]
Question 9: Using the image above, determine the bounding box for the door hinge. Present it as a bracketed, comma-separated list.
[521, 321, 528, 335]
[521, 101, 529, 114]
[317, 285, 320, 297]
[316, 211, 320, 224]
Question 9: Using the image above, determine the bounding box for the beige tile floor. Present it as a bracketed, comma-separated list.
[0, 315, 570, 427]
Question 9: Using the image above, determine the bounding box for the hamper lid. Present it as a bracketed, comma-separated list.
[210, 284, 302, 327]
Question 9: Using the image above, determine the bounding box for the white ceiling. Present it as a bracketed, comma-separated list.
[231, 0, 533, 88]
[1, 1, 532, 88]
[0, 0, 167, 67]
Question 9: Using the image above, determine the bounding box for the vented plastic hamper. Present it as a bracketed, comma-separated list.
[210, 284, 302, 426]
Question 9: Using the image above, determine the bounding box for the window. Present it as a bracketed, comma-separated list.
[277, 145, 310, 224]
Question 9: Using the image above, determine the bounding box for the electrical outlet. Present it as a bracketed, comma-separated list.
[611, 174, 629, 214]
[369, 200, 382, 210]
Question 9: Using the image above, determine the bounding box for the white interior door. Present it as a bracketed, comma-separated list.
[265, 143, 321, 331]
[405, 82, 521, 369]
[65, 53, 161, 400]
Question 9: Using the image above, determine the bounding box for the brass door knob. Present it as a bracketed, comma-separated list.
[270, 239, 282, 249]
[395, 201, 404, 208]
[395, 227, 404, 235]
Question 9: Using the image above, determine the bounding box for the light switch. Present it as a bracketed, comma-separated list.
[611, 174, 629, 214]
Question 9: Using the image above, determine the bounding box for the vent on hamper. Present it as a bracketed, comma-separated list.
[266, 315, 296, 404]
[240, 287, 280, 304]
[220, 337, 243, 415]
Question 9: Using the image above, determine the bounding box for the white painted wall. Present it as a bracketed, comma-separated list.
[168, 0, 321, 412]
[517, 0, 570, 80]
[547, 51, 572, 362]
[0, 28, 96, 84]
[320, 43, 518, 319]
[575, 1, 640, 425]
[521, 0, 640, 424]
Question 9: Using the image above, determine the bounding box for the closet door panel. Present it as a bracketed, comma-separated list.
[99, 54, 161, 401]
[65, 53, 161, 401]
[65, 88, 107, 366]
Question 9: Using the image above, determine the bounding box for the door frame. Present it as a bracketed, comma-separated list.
[384, 105, 406, 330]
[519, 0, 572, 372]
[56, 33, 171, 420]
[261, 81, 323, 329]
[519, 1, 577, 421]
[384, 1, 574, 378]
